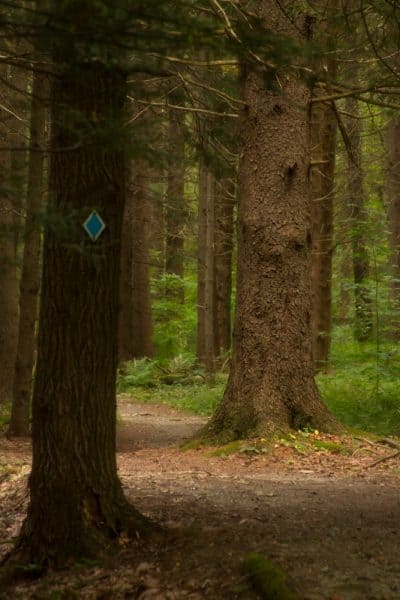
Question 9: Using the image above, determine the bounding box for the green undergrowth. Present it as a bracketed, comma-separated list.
[117, 356, 225, 416]
[118, 331, 400, 437]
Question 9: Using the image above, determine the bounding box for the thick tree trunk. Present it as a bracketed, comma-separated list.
[202, 0, 337, 442]
[131, 163, 154, 358]
[344, 96, 373, 342]
[0, 68, 19, 408]
[310, 88, 336, 372]
[8, 51, 152, 569]
[9, 72, 48, 436]
[386, 116, 400, 339]
[213, 178, 234, 356]
[166, 105, 185, 300]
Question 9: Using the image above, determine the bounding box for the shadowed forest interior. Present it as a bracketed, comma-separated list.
[1, 1, 400, 598]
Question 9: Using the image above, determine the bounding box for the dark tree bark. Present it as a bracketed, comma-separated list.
[0, 66, 19, 408]
[202, 0, 337, 442]
[6, 30, 153, 569]
[310, 90, 336, 372]
[386, 116, 400, 339]
[9, 72, 48, 436]
[166, 104, 185, 300]
[118, 175, 135, 363]
[344, 96, 373, 342]
[131, 163, 155, 358]
[197, 154, 216, 375]
[213, 178, 234, 356]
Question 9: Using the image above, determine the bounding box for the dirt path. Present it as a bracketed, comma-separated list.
[1, 398, 400, 599]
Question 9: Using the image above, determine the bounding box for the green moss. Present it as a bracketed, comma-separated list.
[310, 439, 346, 454]
[210, 440, 244, 457]
[180, 438, 207, 451]
[243, 553, 297, 599]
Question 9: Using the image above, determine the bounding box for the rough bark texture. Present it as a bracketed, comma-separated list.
[386, 116, 400, 339]
[213, 179, 234, 356]
[118, 175, 135, 363]
[0, 67, 19, 407]
[131, 163, 155, 358]
[196, 154, 207, 363]
[166, 104, 185, 300]
[344, 96, 373, 342]
[9, 72, 48, 436]
[310, 87, 336, 372]
[9, 47, 152, 569]
[202, 0, 337, 442]
[196, 155, 216, 374]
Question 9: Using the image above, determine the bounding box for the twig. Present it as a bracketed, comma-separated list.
[366, 450, 400, 468]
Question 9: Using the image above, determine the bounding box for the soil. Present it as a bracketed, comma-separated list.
[1, 397, 400, 599]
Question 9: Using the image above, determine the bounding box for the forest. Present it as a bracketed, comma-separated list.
[0, 0, 400, 598]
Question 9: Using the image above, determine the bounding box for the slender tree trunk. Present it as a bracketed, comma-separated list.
[344, 96, 373, 342]
[386, 116, 400, 339]
[8, 44, 152, 569]
[9, 72, 48, 436]
[201, 0, 337, 442]
[310, 89, 336, 372]
[204, 169, 216, 377]
[197, 155, 216, 374]
[131, 163, 154, 358]
[0, 67, 19, 407]
[118, 173, 135, 363]
[197, 155, 207, 363]
[166, 104, 185, 300]
[337, 245, 352, 325]
[213, 178, 234, 356]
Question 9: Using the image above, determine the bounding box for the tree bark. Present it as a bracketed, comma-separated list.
[7, 42, 153, 569]
[386, 116, 400, 339]
[118, 173, 135, 363]
[166, 104, 185, 300]
[131, 163, 155, 358]
[310, 89, 336, 372]
[9, 72, 48, 436]
[344, 96, 373, 342]
[202, 0, 337, 442]
[0, 67, 19, 408]
[197, 154, 216, 375]
[213, 178, 234, 356]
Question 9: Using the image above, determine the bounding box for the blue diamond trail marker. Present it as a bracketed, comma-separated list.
[83, 211, 106, 241]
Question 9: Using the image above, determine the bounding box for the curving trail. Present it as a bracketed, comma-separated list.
[1, 398, 400, 599]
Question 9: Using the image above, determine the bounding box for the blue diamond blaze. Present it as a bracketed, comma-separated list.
[83, 211, 106, 241]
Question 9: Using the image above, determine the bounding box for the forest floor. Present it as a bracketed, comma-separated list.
[1, 396, 400, 599]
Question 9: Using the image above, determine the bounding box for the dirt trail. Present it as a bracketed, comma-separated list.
[1, 399, 400, 599]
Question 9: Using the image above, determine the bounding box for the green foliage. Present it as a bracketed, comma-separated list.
[243, 553, 297, 600]
[317, 327, 400, 436]
[118, 357, 225, 416]
[152, 274, 197, 359]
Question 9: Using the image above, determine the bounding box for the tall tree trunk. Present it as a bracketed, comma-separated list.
[9, 72, 48, 436]
[197, 154, 207, 363]
[118, 174, 135, 363]
[201, 0, 337, 442]
[8, 37, 152, 568]
[310, 90, 336, 372]
[344, 96, 373, 342]
[197, 155, 215, 374]
[0, 68, 19, 408]
[386, 116, 400, 339]
[213, 178, 234, 356]
[131, 163, 154, 358]
[165, 104, 185, 300]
